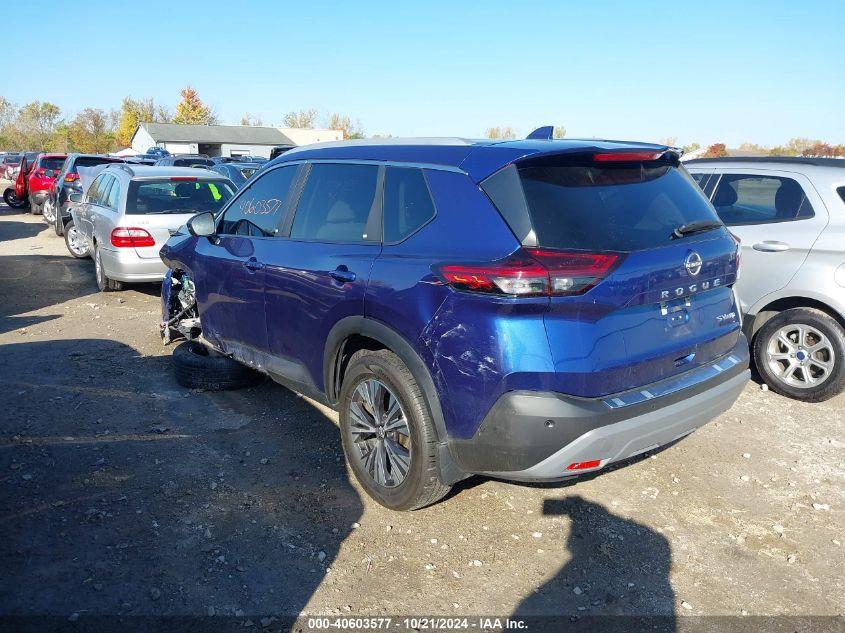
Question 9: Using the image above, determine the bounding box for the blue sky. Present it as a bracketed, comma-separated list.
[6, 0, 844, 146]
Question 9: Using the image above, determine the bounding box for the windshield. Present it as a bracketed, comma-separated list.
[484, 158, 722, 251]
[126, 179, 235, 215]
[3, 155, 21, 164]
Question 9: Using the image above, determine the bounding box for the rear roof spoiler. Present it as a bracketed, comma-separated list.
[526, 126, 554, 140]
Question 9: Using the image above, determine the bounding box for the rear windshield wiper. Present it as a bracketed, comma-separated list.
[671, 220, 723, 239]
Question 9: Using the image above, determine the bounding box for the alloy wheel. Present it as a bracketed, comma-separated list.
[766, 323, 836, 389]
[43, 199, 55, 223]
[67, 226, 88, 257]
[348, 378, 412, 488]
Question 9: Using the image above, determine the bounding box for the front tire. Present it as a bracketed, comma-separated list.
[3, 187, 28, 209]
[753, 307, 845, 402]
[339, 349, 450, 511]
[93, 245, 122, 292]
[63, 220, 90, 259]
[29, 196, 42, 215]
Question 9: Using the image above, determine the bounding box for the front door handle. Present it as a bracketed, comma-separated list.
[329, 267, 356, 283]
[244, 258, 265, 272]
[752, 241, 790, 252]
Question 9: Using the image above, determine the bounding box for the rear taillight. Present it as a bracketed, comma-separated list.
[64, 172, 79, 183]
[438, 248, 622, 297]
[111, 227, 155, 248]
[728, 230, 741, 280]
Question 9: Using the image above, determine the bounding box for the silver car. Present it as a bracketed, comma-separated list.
[68, 165, 235, 292]
[687, 157, 845, 401]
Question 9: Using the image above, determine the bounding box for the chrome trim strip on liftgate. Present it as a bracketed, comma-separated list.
[604, 354, 743, 409]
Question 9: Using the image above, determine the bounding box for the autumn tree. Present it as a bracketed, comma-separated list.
[553, 126, 566, 139]
[68, 108, 116, 154]
[683, 142, 701, 153]
[172, 87, 216, 126]
[703, 143, 728, 158]
[486, 126, 517, 140]
[240, 113, 265, 126]
[282, 108, 318, 128]
[17, 101, 61, 150]
[116, 97, 171, 147]
[326, 113, 364, 139]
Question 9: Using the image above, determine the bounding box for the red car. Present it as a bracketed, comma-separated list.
[8, 153, 67, 214]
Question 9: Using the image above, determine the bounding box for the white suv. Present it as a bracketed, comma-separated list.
[687, 157, 845, 401]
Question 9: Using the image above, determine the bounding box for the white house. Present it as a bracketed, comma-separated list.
[130, 123, 343, 158]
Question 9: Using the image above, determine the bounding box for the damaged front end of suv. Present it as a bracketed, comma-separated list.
[160, 268, 200, 344]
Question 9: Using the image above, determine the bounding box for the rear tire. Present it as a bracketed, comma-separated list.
[172, 341, 263, 391]
[753, 307, 845, 402]
[339, 349, 450, 511]
[94, 244, 122, 292]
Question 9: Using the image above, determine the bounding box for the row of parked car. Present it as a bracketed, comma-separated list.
[3, 133, 844, 511]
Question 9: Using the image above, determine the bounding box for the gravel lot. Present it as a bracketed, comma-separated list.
[0, 190, 842, 628]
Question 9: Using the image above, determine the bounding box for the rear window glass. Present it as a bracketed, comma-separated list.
[484, 159, 721, 251]
[40, 157, 66, 171]
[126, 179, 235, 215]
[3, 155, 21, 164]
[74, 157, 122, 169]
[173, 158, 213, 167]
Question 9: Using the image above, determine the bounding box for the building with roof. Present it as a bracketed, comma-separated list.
[130, 123, 343, 158]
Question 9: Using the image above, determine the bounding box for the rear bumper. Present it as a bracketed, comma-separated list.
[450, 336, 749, 480]
[99, 248, 167, 283]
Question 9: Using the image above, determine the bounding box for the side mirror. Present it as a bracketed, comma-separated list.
[187, 212, 217, 238]
[68, 192, 84, 203]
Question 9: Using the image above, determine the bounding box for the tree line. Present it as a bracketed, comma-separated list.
[0, 87, 367, 153]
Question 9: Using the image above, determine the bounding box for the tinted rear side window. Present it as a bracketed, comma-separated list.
[711, 174, 814, 225]
[383, 167, 436, 242]
[838, 186, 845, 205]
[484, 160, 720, 251]
[291, 163, 379, 242]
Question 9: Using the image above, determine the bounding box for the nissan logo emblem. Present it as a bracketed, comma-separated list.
[685, 252, 703, 276]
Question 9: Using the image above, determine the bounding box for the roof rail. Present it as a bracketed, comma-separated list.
[526, 126, 554, 140]
[114, 163, 135, 177]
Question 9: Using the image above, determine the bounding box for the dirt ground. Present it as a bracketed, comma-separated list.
[0, 189, 842, 629]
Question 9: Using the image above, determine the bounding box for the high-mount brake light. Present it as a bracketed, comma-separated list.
[111, 227, 155, 248]
[170, 177, 197, 182]
[438, 249, 622, 297]
[593, 151, 664, 162]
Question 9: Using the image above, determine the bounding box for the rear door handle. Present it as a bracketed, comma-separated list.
[752, 241, 790, 252]
[244, 258, 265, 272]
[329, 267, 356, 283]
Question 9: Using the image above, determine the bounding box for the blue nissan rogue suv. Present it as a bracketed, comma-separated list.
[160, 132, 749, 510]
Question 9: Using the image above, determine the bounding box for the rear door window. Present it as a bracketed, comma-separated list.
[483, 159, 721, 251]
[290, 163, 379, 242]
[88, 174, 110, 205]
[711, 174, 814, 225]
[383, 167, 436, 243]
[106, 178, 120, 210]
[219, 166, 298, 236]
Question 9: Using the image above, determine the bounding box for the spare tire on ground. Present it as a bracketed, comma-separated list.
[172, 341, 263, 391]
